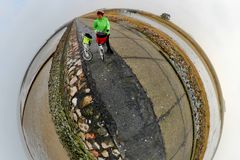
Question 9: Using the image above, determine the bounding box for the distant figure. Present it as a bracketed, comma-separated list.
[161, 13, 171, 21]
[93, 10, 113, 54]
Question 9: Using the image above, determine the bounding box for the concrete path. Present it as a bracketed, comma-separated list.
[125, 12, 222, 160]
[77, 17, 193, 160]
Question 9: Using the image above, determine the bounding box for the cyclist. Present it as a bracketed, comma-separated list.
[93, 10, 113, 54]
[83, 33, 92, 45]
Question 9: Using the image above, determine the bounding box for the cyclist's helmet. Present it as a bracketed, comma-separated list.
[84, 33, 92, 39]
[97, 10, 104, 15]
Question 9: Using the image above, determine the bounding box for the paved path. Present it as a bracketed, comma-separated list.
[76, 17, 193, 160]
[76, 19, 165, 160]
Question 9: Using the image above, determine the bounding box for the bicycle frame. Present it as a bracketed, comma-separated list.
[81, 33, 93, 61]
[96, 32, 108, 61]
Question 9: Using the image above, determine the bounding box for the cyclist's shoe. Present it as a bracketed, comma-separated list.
[107, 49, 114, 54]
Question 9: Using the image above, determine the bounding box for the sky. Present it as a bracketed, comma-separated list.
[0, 0, 240, 159]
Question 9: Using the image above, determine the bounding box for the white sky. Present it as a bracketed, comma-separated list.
[0, 0, 239, 159]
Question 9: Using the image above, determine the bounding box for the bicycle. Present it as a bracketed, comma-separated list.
[81, 33, 93, 61]
[96, 32, 108, 61]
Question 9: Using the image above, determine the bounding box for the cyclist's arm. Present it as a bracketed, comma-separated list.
[106, 19, 110, 31]
[93, 20, 98, 32]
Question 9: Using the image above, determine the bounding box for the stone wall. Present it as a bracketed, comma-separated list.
[49, 22, 94, 160]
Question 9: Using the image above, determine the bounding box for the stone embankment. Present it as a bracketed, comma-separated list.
[49, 22, 122, 160]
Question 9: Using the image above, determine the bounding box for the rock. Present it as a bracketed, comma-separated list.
[68, 70, 75, 78]
[91, 150, 101, 157]
[86, 141, 93, 150]
[102, 150, 109, 158]
[85, 133, 96, 140]
[76, 54, 80, 59]
[70, 76, 78, 86]
[93, 142, 101, 150]
[75, 60, 81, 66]
[70, 86, 78, 97]
[78, 81, 86, 90]
[85, 88, 91, 93]
[76, 69, 83, 76]
[81, 96, 93, 108]
[69, 66, 75, 73]
[79, 73, 85, 80]
[101, 141, 114, 149]
[72, 97, 77, 106]
[72, 59, 77, 63]
[67, 59, 72, 66]
[97, 127, 108, 136]
[78, 122, 89, 132]
[98, 158, 105, 160]
[73, 113, 78, 122]
[87, 119, 92, 124]
[75, 109, 82, 117]
[112, 149, 120, 157]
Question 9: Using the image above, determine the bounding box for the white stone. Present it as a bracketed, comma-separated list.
[112, 149, 120, 157]
[76, 69, 83, 76]
[70, 86, 78, 97]
[78, 122, 89, 132]
[85, 88, 91, 93]
[101, 142, 114, 149]
[67, 59, 73, 66]
[101, 150, 109, 158]
[75, 60, 81, 66]
[87, 119, 92, 124]
[76, 109, 82, 117]
[72, 97, 77, 106]
[93, 142, 101, 150]
[69, 66, 75, 73]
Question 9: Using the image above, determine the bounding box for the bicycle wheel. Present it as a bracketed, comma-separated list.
[82, 50, 93, 61]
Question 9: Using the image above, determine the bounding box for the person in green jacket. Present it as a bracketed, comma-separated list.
[93, 10, 113, 54]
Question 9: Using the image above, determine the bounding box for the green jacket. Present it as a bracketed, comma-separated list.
[93, 16, 110, 35]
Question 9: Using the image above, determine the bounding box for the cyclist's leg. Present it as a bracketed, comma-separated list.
[106, 34, 113, 54]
